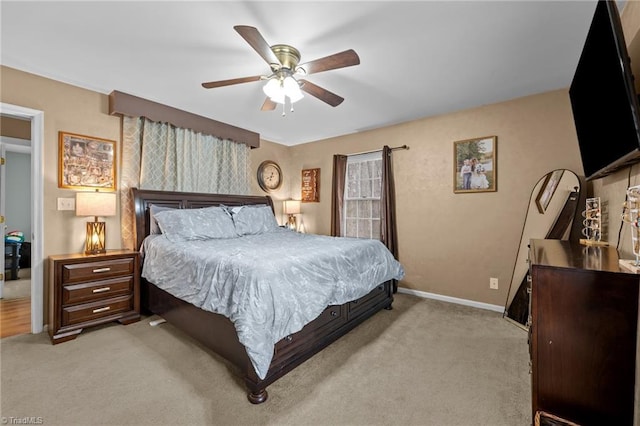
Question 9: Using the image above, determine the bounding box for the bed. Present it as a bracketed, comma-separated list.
[132, 188, 404, 403]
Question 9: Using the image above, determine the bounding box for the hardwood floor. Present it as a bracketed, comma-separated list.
[0, 297, 31, 338]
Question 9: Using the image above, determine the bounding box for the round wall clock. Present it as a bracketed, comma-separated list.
[257, 160, 283, 192]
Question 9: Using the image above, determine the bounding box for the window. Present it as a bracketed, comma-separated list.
[343, 152, 382, 239]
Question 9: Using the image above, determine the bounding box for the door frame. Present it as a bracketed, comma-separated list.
[1, 103, 44, 334]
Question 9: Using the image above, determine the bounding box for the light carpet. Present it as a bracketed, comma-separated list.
[0, 293, 530, 425]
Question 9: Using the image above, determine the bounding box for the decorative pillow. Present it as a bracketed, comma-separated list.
[149, 204, 176, 234]
[232, 205, 279, 235]
[154, 206, 238, 242]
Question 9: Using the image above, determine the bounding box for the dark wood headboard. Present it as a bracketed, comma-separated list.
[131, 188, 274, 250]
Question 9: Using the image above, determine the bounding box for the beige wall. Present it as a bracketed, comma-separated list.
[0, 116, 31, 140]
[1, 62, 583, 319]
[287, 90, 582, 305]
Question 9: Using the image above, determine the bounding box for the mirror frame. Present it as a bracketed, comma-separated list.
[504, 169, 583, 329]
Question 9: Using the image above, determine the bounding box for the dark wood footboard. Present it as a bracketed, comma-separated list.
[142, 277, 393, 403]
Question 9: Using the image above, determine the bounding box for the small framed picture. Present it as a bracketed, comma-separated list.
[453, 136, 497, 193]
[535, 169, 564, 213]
[58, 131, 116, 190]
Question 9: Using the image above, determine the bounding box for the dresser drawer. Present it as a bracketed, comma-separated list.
[62, 257, 135, 284]
[62, 276, 134, 306]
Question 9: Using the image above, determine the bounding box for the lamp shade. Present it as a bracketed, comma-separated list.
[283, 200, 301, 215]
[76, 192, 117, 217]
[270, 91, 286, 105]
[263, 78, 281, 99]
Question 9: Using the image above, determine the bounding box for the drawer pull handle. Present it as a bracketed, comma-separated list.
[92, 306, 111, 314]
[330, 310, 338, 317]
[93, 267, 111, 273]
[92, 287, 111, 293]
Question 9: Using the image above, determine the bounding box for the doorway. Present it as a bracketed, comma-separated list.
[0, 103, 44, 335]
[1, 140, 32, 337]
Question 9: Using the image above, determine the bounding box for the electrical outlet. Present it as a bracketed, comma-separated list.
[490, 277, 499, 290]
[57, 197, 75, 211]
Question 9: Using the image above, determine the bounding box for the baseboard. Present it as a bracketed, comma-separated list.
[397, 287, 504, 313]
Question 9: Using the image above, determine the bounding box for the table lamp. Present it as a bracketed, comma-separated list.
[76, 190, 117, 254]
[283, 200, 301, 231]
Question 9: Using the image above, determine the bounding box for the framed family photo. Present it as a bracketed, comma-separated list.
[453, 136, 497, 193]
[58, 131, 117, 190]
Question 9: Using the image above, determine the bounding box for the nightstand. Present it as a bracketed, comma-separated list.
[48, 250, 140, 344]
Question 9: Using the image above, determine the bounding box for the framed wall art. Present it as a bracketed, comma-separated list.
[453, 136, 497, 193]
[535, 169, 564, 213]
[301, 168, 320, 202]
[58, 131, 116, 190]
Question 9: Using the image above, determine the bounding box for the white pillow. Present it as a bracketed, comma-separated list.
[154, 206, 238, 242]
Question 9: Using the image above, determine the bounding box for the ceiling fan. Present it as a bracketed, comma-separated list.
[201, 25, 360, 113]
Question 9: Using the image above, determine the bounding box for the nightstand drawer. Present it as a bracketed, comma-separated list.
[62, 257, 135, 283]
[62, 295, 133, 326]
[62, 276, 134, 306]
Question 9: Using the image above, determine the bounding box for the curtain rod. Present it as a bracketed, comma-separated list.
[346, 144, 410, 157]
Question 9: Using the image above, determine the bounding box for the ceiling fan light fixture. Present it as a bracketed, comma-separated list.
[262, 78, 281, 99]
[270, 91, 286, 105]
[283, 76, 303, 103]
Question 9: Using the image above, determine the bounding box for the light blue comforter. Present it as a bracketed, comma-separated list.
[141, 228, 404, 379]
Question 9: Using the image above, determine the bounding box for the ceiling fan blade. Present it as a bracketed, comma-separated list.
[299, 80, 344, 107]
[298, 49, 360, 75]
[261, 97, 277, 111]
[201, 75, 262, 89]
[234, 25, 280, 66]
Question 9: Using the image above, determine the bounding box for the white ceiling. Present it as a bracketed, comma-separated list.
[1, 1, 603, 146]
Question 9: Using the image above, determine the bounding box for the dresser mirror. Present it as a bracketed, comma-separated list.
[504, 169, 582, 329]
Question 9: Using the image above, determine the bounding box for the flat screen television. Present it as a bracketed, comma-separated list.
[569, 0, 640, 181]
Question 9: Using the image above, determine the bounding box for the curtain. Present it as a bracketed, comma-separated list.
[120, 117, 143, 250]
[120, 116, 250, 249]
[380, 145, 399, 293]
[330, 154, 347, 236]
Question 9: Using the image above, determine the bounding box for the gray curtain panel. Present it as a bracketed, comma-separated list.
[120, 116, 251, 249]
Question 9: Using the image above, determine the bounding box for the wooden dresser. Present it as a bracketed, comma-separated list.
[529, 239, 640, 426]
[49, 250, 140, 344]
